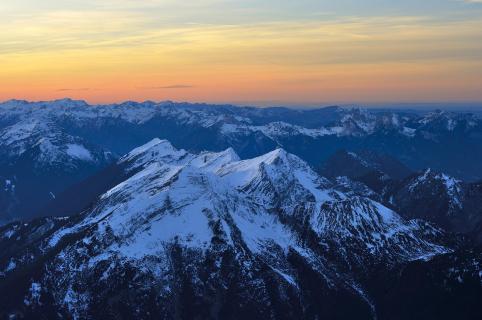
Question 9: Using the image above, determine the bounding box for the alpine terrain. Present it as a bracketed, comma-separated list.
[0, 139, 480, 319]
[2, 99, 482, 228]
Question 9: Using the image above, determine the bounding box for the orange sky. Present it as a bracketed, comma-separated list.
[1, 1, 482, 105]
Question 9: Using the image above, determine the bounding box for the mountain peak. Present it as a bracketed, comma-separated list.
[405, 168, 464, 210]
[51, 98, 89, 107]
[2, 99, 29, 106]
[262, 147, 288, 164]
[121, 138, 187, 166]
[128, 138, 166, 153]
[214, 147, 241, 162]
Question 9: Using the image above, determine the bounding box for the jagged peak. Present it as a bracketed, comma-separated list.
[210, 147, 241, 163]
[52, 98, 88, 105]
[0, 98, 90, 108]
[121, 138, 187, 165]
[215, 147, 323, 195]
[409, 168, 462, 194]
[223, 147, 239, 159]
[411, 168, 444, 185]
[1, 99, 29, 106]
[189, 147, 241, 172]
[419, 110, 479, 131]
[257, 148, 288, 164]
[0, 118, 54, 145]
[236, 148, 311, 173]
[416, 168, 460, 183]
[44, 139, 446, 267]
[226, 148, 290, 172]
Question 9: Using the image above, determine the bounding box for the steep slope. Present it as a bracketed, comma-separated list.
[325, 164, 482, 245]
[0, 177, 17, 224]
[386, 169, 482, 240]
[319, 150, 412, 193]
[0, 139, 466, 319]
[318, 150, 412, 210]
[390, 169, 464, 220]
[0, 119, 115, 222]
[372, 246, 482, 320]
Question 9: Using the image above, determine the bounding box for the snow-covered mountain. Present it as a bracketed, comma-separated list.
[1, 99, 481, 176]
[0, 119, 111, 168]
[0, 99, 481, 227]
[317, 145, 482, 238]
[320, 150, 482, 245]
[384, 169, 482, 238]
[1, 139, 476, 319]
[0, 117, 114, 223]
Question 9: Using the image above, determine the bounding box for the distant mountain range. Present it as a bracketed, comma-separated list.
[1, 99, 482, 224]
[1, 139, 480, 319]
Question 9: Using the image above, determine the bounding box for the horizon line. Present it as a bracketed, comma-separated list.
[1, 97, 482, 110]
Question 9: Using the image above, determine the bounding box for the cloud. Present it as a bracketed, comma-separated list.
[1, 1, 482, 103]
[57, 88, 90, 92]
[139, 85, 194, 89]
[1, 11, 481, 65]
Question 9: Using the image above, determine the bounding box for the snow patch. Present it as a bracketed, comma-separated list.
[66, 144, 93, 161]
[24, 282, 42, 306]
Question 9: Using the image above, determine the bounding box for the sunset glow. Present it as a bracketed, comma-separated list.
[1, 0, 482, 104]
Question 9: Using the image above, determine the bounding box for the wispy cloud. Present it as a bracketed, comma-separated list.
[1, 1, 482, 103]
[139, 85, 194, 90]
[1, 12, 481, 64]
[57, 88, 90, 92]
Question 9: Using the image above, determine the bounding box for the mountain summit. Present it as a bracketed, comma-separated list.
[2, 139, 477, 319]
